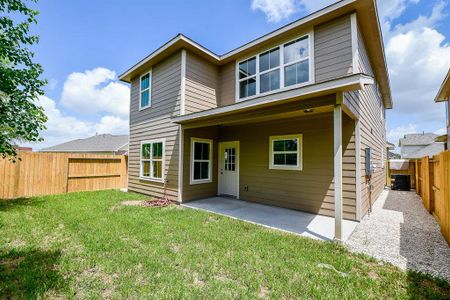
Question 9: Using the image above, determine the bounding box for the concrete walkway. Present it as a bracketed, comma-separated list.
[182, 197, 358, 242]
[346, 189, 450, 281]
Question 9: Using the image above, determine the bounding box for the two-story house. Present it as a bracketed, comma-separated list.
[119, 0, 392, 241]
[435, 68, 450, 149]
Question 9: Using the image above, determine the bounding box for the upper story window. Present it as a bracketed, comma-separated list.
[237, 33, 313, 101]
[140, 71, 151, 110]
[284, 37, 309, 87]
[238, 57, 256, 99]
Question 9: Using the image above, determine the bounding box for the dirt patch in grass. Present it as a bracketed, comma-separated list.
[0, 256, 25, 271]
[121, 200, 146, 206]
[257, 285, 270, 299]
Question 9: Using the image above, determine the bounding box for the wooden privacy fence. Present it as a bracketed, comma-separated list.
[0, 152, 128, 199]
[415, 150, 450, 245]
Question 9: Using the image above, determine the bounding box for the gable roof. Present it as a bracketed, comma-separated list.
[119, 0, 392, 108]
[398, 133, 439, 147]
[403, 142, 445, 159]
[41, 134, 129, 153]
[435, 68, 450, 102]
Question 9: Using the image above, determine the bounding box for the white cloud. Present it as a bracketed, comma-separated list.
[250, 0, 423, 23]
[434, 127, 447, 135]
[24, 67, 131, 150]
[386, 26, 450, 123]
[33, 95, 129, 150]
[95, 116, 129, 135]
[61, 67, 129, 118]
[35, 95, 94, 149]
[388, 123, 417, 145]
[251, 0, 300, 22]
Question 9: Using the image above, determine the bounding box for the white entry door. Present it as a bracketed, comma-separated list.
[218, 141, 239, 198]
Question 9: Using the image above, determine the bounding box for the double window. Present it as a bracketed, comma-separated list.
[269, 134, 303, 171]
[140, 71, 151, 109]
[237, 34, 312, 100]
[190, 138, 212, 184]
[140, 139, 164, 181]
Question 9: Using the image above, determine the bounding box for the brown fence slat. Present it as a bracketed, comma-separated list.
[0, 152, 128, 199]
[412, 150, 450, 246]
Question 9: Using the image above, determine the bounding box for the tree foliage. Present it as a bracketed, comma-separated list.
[0, 0, 47, 160]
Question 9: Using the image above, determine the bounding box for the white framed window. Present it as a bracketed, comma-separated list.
[190, 138, 213, 184]
[238, 57, 257, 99]
[140, 139, 164, 181]
[236, 32, 313, 101]
[139, 70, 151, 110]
[269, 134, 303, 171]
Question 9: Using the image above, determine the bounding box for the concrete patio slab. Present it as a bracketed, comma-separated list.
[182, 197, 358, 241]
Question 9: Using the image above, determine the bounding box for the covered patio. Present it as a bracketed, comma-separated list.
[174, 87, 365, 241]
[182, 197, 358, 241]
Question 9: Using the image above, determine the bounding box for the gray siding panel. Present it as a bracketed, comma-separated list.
[345, 24, 386, 218]
[358, 26, 374, 76]
[128, 51, 182, 201]
[185, 52, 219, 113]
[314, 15, 353, 83]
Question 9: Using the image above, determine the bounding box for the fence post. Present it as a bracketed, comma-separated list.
[442, 151, 450, 244]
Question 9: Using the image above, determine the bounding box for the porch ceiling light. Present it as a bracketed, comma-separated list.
[304, 109, 314, 113]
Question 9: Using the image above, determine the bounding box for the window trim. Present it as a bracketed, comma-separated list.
[139, 69, 152, 111]
[190, 137, 213, 185]
[269, 134, 303, 171]
[140, 139, 165, 182]
[235, 31, 314, 102]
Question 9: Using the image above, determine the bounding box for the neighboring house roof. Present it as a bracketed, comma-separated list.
[41, 134, 129, 153]
[435, 68, 450, 102]
[388, 151, 400, 159]
[387, 141, 395, 150]
[398, 133, 439, 147]
[119, 0, 392, 109]
[403, 142, 445, 159]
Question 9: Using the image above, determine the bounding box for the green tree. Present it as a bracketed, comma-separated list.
[0, 0, 47, 160]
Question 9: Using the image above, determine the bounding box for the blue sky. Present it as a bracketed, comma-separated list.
[25, 0, 450, 150]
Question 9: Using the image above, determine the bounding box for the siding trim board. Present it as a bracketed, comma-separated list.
[350, 13, 359, 74]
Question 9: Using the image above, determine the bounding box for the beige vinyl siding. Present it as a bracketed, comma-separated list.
[344, 34, 386, 217]
[128, 51, 182, 201]
[218, 61, 236, 107]
[314, 15, 353, 82]
[185, 52, 219, 113]
[182, 126, 219, 201]
[357, 26, 374, 76]
[217, 114, 357, 220]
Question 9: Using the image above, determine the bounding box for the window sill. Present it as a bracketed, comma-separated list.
[139, 176, 164, 183]
[190, 179, 212, 185]
[139, 105, 152, 111]
[269, 165, 303, 171]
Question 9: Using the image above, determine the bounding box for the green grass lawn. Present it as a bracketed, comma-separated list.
[1, 190, 449, 299]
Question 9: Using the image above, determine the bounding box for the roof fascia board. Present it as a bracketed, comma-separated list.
[220, 0, 356, 60]
[435, 69, 450, 102]
[119, 35, 220, 82]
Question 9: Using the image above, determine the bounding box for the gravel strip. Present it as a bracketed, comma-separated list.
[346, 189, 450, 282]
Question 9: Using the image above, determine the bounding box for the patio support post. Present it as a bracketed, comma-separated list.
[334, 103, 343, 242]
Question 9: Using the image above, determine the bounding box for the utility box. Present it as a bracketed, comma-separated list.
[365, 148, 373, 176]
